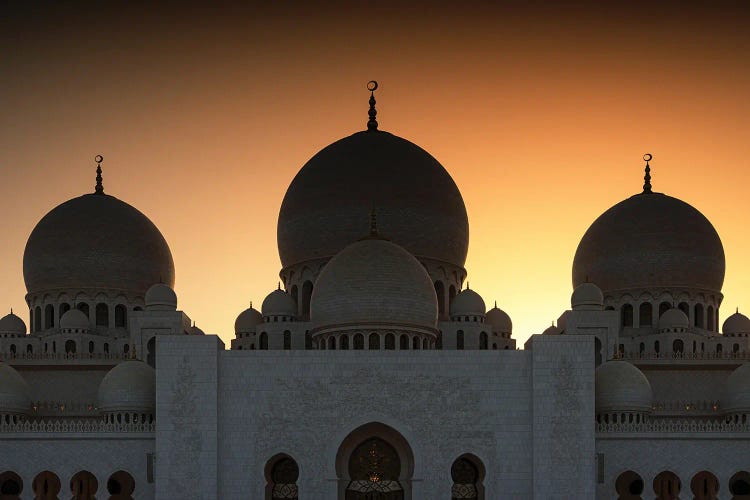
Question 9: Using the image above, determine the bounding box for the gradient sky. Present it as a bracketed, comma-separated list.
[2, 2, 749, 347]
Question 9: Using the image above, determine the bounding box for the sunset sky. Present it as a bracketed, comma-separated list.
[2, 2, 749, 347]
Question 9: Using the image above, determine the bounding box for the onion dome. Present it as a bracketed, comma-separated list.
[486, 303, 512, 334]
[571, 282, 604, 311]
[235, 304, 263, 334]
[23, 172, 175, 295]
[542, 324, 562, 335]
[449, 288, 486, 318]
[145, 283, 177, 311]
[0, 363, 31, 415]
[261, 287, 297, 319]
[277, 131, 468, 270]
[721, 363, 750, 414]
[658, 308, 689, 332]
[723, 310, 750, 336]
[311, 237, 438, 331]
[97, 361, 155, 414]
[595, 361, 653, 414]
[573, 193, 724, 293]
[0, 312, 26, 336]
[59, 309, 90, 332]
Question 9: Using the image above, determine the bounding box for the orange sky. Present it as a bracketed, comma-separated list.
[1, 2, 749, 347]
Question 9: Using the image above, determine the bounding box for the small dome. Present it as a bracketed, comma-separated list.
[542, 324, 562, 335]
[595, 361, 653, 414]
[0, 312, 26, 335]
[98, 361, 155, 414]
[0, 363, 31, 415]
[188, 324, 205, 335]
[235, 305, 262, 334]
[658, 308, 689, 331]
[571, 282, 604, 311]
[59, 309, 90, 331]
[486, 304, 512, 334]
[311, 237, 438, 331]
[722, 363, 750, 414]
[145, 283, 177, 311]
[723, 311, 750, 336]
[261, 288, 297, 318]
[450, 288, 486, 318]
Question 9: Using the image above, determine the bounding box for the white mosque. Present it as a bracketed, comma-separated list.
[1, 84, 749, 499]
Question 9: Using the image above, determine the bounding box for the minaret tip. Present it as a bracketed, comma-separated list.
[94, 155, 104, 195]
[367, 81, 379, 131]
[642, 153, 653, 194]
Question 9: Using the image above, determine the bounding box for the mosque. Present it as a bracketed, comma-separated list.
[1, 83, 750, 499]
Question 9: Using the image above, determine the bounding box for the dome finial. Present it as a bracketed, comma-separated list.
[94, 155, 104, 195]
[642, 153, 652, 194]
[277, 282, 281, 290]
[367, 80, 379, 132]
[370, 207, 378, 236]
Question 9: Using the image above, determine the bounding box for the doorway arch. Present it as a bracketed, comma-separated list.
[336, 422, 414, 500]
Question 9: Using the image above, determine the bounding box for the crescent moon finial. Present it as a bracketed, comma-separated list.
[367, 80, 378, 92]
[367, 81, 379, 131]
[642, 153, 652, 194]
[94, 154, 104, 195]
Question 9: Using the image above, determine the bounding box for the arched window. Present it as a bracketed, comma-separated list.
[479, 332, 488, 350]
[354, 333, 364, 350]
[690, 471, 718, 500]
[707, 306, 715, 332]
[653, 471, 681, 500]
[369, 333, 380, 350]
[621, 304, 633, 327]
[672, 339, 684, 354]
[88, 341, 94, 354]
[412, 336, 420, 350]
[435, 281, 446, 316]
[305, 331, 312, 350]
[26, 344, 32, 354]
[717, 344, 723, 354]
[678, 302, 690, 317]
[265, 455, 299, 500]
[654, 341, 660, 354]
[423, 338, 428, 349]
[32, 470, 61, 500]
[34, 306, 42, 332]
[341, 335, 349, 350]
[70, 471, 98, 499]
[659, 301, 671, 318]
[77, 302, 89, 318]
[284, 331, 291, 350]
[449, 285, 457, 307]
[451, 455, 484, 499]
[328, 336, 336, 350]
[639, 342, 645, 354]
[734, 343, 740, 353]
[290, 285, 298, 311]
[115, 305, 127, 328]
[9, 344, 16, 356]
[260, 332, 268, 350]
[457, 331, 465, 350]
[107, 470, 135, 499]
[44, 304, 54, 329]
[729, 471, 750, 497]
[639, 302, 652, 326]
[95, 303, 109, 327]
[615, 470, 644, 499]
[347, 438, 403, 498]
[594, 337, 602, 366]
[104, 343, 109, 354]
[695, 304, 704, 328]
[65, 340, 76, 354]
[301, 281, 313, 319]
[58, 303, 71, 322]
[385, 333, 395, 350]
[400, 335, 409, 350]
[0, 471, 22, 499]
[147, 337, 156, 368]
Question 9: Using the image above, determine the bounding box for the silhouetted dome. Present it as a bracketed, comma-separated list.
[261, 289, 297, 318]
[658, 308, 689, 331]
[235, 305, 263, 334]
[450, 288, 486, 317]
[0, 363, 31, 415]
[573, 193, 724, 293]
[145, 283, 177, 311]
[188, 324, 206, 335]
[542, 324, 562, 335]
[571, 282, 604, 311]
[311, 237, 438, 330]
[24, 194, 175, 295]
[723, 311, 750, 336]
[59, 309, 90, 331]
[486, 305, 512, 334]
[0, 312, 26, 335]
[277, 131, 468, 269]
[595, 361, 653, 414]
[721, 363, 750, 414]
[98, 361, 155, 414]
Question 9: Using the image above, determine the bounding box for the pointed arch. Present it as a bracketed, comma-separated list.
[265, 454, 299, 500]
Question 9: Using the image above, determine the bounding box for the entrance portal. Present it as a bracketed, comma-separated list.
[346, 437, 403, 500]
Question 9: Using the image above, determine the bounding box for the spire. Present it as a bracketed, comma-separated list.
[370, 207, 378, 236]
[94, 155, 104, 194]
[250, 301, 253, 309]
[642, 153, 652, 194]
[494, 300, 497, 309]
[277, 282, 281, 290]
[367, 80, 378, 132]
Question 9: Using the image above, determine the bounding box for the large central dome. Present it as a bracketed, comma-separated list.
[24, 193, 175, 295]
[277, 130, 469, 269]
[573, 192, 725, 293]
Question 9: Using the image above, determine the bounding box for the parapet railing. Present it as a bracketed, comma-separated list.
[614, 351, 750, 362]
[651, 400, 721, 414]
[0, 352, 129, 363]
[0, 418, 154, 434]
[597, 418, 750, 433]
